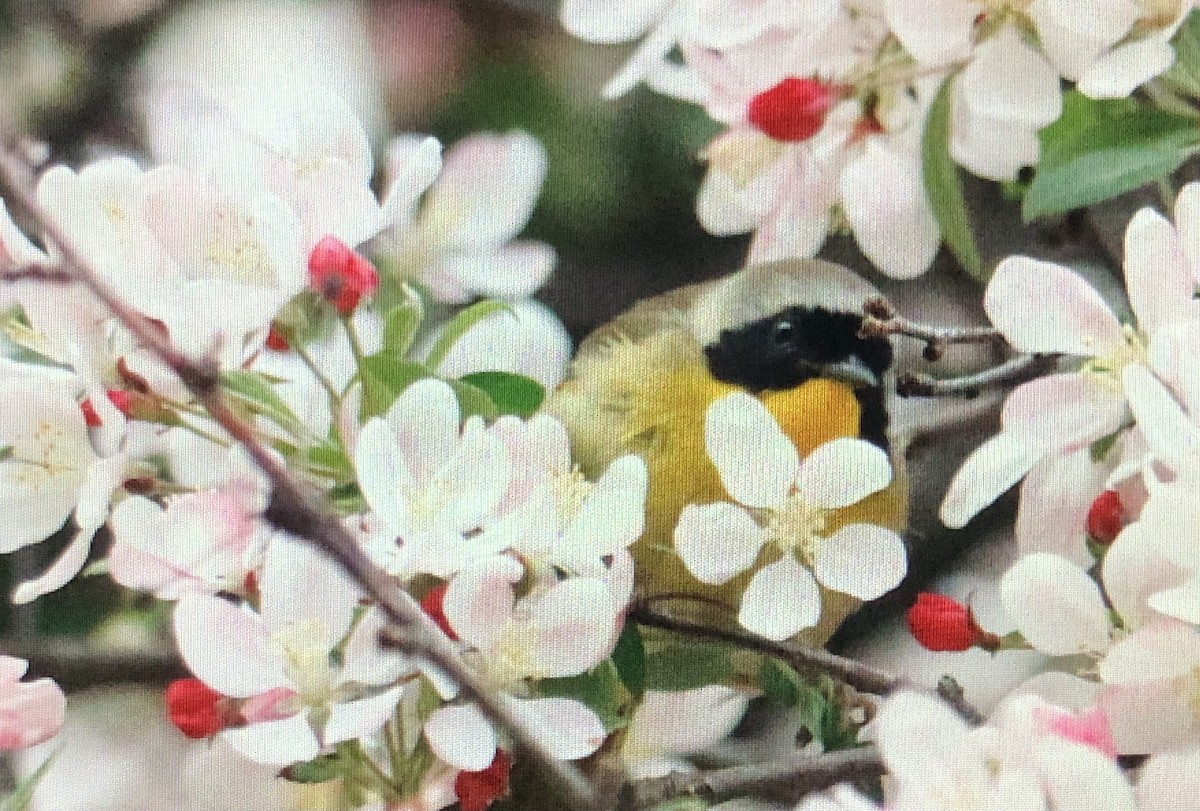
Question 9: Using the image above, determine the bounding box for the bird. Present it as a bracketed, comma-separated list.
[542, 258, 909, 646]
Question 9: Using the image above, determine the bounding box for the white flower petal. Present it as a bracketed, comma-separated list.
[796, 438, 892, 509]
[260, 538, 360, 647]
[940, 430, 1042, 528]
[173, 593, 287, 697]
[1078, 37, 1177, 99]
[1123, 364, 1200, 459]
[674, 502, 765, 585]
[324, 686, 405, 746]
[840, 142, 939, 279]
[424, 703, 496, 771]
[705, 392, 797, 509]
[560, 0, 670, 43]
[1000, 553, 1112, 655]
[1124, 207, 1200, 334]
[813, 524, 906, 600]
[984, 257, 1124, 356]
[443, 557, 522, 651]
[221, 714, 318, 767]
[529, 577, 618, 677]
[559, 455, 648, 564]
[12, 527, 98, 605]
[508, 696, 606, 760]
[738, 557, 821, 640]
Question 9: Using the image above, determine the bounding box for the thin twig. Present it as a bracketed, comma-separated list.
[0, 149, 602, 811]
[631, 606, 983, 724]
[896, 353, 1060, 398]
[861, 296, 1006, 361]
[617, 747, 886, 810]
[0, 261, 77, 284]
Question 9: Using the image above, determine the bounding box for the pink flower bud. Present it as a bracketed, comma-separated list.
[165, 678, 226, 739]
[747, 77, 842, 142]
[420, 582, 458, 641]
[1086, 490, 1126, 545]
[308, 235, 379, 315]
[455, 750, 512, 811]
[906, 592, 993, 652]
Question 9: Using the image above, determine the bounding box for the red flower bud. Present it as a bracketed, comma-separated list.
[80, 390, 135, 427]
[747, 77, 842, 142]
[906, 593, 990, 652]
[1086, 490, 1126, 545]
[308, 235, 378, 315]
[420, 582, 457, 641]
[455, 750, 512, 811]
[265, 324, 290, 351]
[165, 678, 226, 739]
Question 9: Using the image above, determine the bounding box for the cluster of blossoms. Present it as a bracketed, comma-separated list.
[561, 0, 1196, 278]
[873, 183, 1200, 806]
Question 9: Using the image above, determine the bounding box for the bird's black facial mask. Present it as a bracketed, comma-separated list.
[704, 306, 893, 448]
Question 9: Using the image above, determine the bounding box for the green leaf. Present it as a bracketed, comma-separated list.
[459, 372, 545, 418]
[795, 679, 860, 751]
[220, 370, 305, 436]
[2, 749, 60, 811]
[759, 658, 805, 707]
[1025, 145, 1194, 219]
[358, 354, 433, 419]
[612, 622, 647, 699]
[382, 289, 424, 357]
[306, 442, 354, 478]
[539, 662, 630, 731]
[283, 752, 347, 784]
[1160, 9, 1200, 99]
[922, 73, 983, 279]
[423, 300, 514, 370]
[446, 379, 499, 420]
[644, 642, 735, 691]
[1024, 91, 1200, 219]
[1089, 431, 1121, 463]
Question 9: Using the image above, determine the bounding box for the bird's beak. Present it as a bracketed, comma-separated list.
[820, 356, 879, 389]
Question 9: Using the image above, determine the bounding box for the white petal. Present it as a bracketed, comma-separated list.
[674, 503, 765, 585]
[796, 438, 892, 509]
[384, 378, 462, 487]
[1001, 372, 1128, 450]
[961, 26, 1063, 127]
[221, 714, 318, 767]
[1125, 207, 1200, 334]
[507, 697, 606, 760]
[1173, 182, 1200, 280]
[705, 392, 796, 509]
[560, 0, 670, 43]
[1078, 38, 1176, 99]
[12, 527, 97, 604]
[1000, 553, 1112, 655]
[559, 455, 648, 564]
[424, 703, 495, 771]
[840, 142, 939, 280]
[1123, 364, 1200, 459]
[940, 430, 1042, 528]
[324, 686, 405, 746]
[444, 557, 522, 651]
[380, 136, 442, 229]
[1036, 736, 1135, 811]
[813, 525, 906, 600]
[260, 538, 360, 647]
[1100, 621, 1200, 684]
[884, 0, 979, 64]
[173, 593, 287, 697]
[984, 257, 1124, 355]
[530, 578, 618, 677]
[738, 557, 821, 640]
[355, 418, 415, 534]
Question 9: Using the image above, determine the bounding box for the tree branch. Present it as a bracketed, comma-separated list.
[0, 261, 77, 284]
[617, 747, 885, 810]
[0, 149, 602, 811]
[630, 606, 983, 724]
[896, 353, 1060, 399]
[861, 296, 1006, 361]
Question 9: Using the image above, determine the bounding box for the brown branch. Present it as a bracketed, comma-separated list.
[616, 747, 885, 810]
[630, 606, 983, 724]
[0, 261, 77, 284]
[0, 150, 602, 811]
[861, 296, 1006, 362]
[896, 353, 1060, 398]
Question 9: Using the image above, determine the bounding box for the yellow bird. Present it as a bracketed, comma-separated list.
[543, 258, 908, 646]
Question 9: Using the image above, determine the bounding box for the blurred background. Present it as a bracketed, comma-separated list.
[0, 1, 1134, 808]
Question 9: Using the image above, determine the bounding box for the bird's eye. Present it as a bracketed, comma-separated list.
[771, 319, 795, 344]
